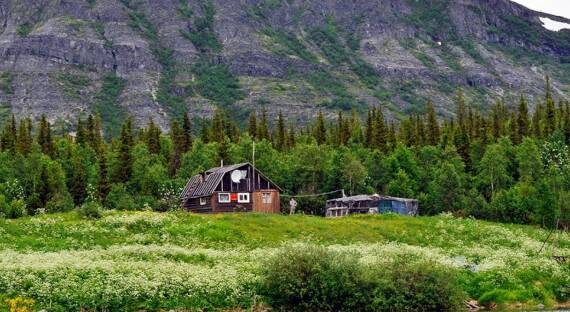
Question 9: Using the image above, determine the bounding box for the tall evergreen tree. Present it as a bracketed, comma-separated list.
[545, 76, 556, 137]
[248, 111, 257, 139]
[146, 118, 161, 154]
[275, 111, 286, 150]
[115, 118, 134, 183]
[282, 124, 293, 149]
[76, 117, 87, 146]
[365, 109, 374, 148]
[426, 99, 439, 146]
[37, 114, 54, 157]
[373, 107, 387, 151]
[257, 108, 270, 141]
[71, 154, 87, 206]
[97, 145, 110, 202]
[169, 120, 184, 176]
[454, 90, 471, 167]
[517, 95, 529, 142]
[210, 108, 226, 143]
[532, 103, 543, 139]
[0, 114, 17, 152]
[313, 111, 327, 145]
[16, 118, 32, 156]
[200, 118, 210, 143]
[182, 112, 192, 153]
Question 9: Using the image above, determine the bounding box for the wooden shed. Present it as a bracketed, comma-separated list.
[325, 194, 419, 217]
[180, 163, 282, 214]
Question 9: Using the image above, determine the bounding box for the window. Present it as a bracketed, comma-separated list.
[262, 192, 272, 204]
[218, 193, 230, 203]
[238, 193, 250, 203]
[199, 197, 207, 206]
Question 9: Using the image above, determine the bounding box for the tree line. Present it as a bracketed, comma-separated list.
[0, 77, 569, 228]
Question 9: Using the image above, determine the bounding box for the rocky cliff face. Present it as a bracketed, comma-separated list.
[0, 0, 569, 132]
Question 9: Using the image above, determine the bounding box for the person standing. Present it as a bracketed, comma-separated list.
[289, 197, 297, 215]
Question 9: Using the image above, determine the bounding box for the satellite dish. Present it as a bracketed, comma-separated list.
[231, 170, 242, 183]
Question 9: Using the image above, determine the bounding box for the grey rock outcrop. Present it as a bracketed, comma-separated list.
[0, 0, 568, 130]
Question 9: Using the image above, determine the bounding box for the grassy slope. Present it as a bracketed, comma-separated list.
[0, 211, 569, 310]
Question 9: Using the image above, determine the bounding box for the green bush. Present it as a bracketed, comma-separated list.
[78, 201, 103, 219]
[366, 261, 466, 311]
[259, 245, 466, 312]
[259, 245, 365, 311]
[17, 23, 34, 37]
[0, 196, 26, 219]
[105, 184, 136, 210]
[45, 193, 75, 213]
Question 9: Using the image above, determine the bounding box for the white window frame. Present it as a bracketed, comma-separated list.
[238, 193, 250, 203]
[218, 193, 231, 203]
[262, 192, 272, 204]
[199, 197, 207, 206]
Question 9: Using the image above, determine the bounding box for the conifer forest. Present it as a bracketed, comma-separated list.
[0, 78, 568, 230]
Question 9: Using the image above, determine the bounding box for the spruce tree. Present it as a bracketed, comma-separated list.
[545, 76, 556, 137]
[115, 117, 133, 183]
[532, 103, 543, 139]
[0, 114, 17, 152]
[313, 111, 327, 145]
[16, 118, 32, 156]
[97, 145, 110, 202]
[365, 109, 374, 148]
[517, 95, 529, 142]
[146, 118, 161, 154]
[349, 111, 364, 145]
[275, 111, 286, 150]
[454, 90, 471, 168]
[287, 124, 296, 148]
[86, 115, 96, 148]
[373, 107, 387, 151]
[182, 112, 192, 152]
[169, 120, 183, 176]
[210, 109, 225, 143]
[200, 118, 210, 143]
[426, 99, 439, 146]
[256, 108, 270, 140]
[76, 117, 86, 146]
[387, 121, 397, 149]
[226, 120, 241, 143]
[93, 113, 104, 151]
[415, 114, 426, 146]
[564, 107, 570, 144]
[248, 111, 257, 139]
[37, 114, 54, 157]
[71, 154, 87, 206]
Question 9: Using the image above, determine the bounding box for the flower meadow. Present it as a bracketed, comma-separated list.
[0, 211, 569, 311]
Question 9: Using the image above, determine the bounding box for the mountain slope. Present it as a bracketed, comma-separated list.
[0, 0, 569, 132]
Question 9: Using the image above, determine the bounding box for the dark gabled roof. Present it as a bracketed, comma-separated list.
[180, 162, 282, 199]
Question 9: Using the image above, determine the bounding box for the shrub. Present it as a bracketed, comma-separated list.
[0, 195, 9, 218]
[259, 245, 466, 312]
[0, 196, 26, 219]
[259, 244, 366, 311]
[78, 201, 103, 219]
[366, 261, 466, 311]
[105, 184, 136, 210]
[45, 193, 75, 213]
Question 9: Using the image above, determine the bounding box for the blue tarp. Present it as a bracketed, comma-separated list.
[379, 200, 410, 215]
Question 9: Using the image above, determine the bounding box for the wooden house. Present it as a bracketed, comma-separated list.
[325, 194, 418, 217]
[180, 163, 282, 214]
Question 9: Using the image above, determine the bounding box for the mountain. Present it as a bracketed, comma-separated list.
[0, 0, 569, 133]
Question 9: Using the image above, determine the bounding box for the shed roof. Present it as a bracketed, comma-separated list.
[327, 194, 417, 203]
